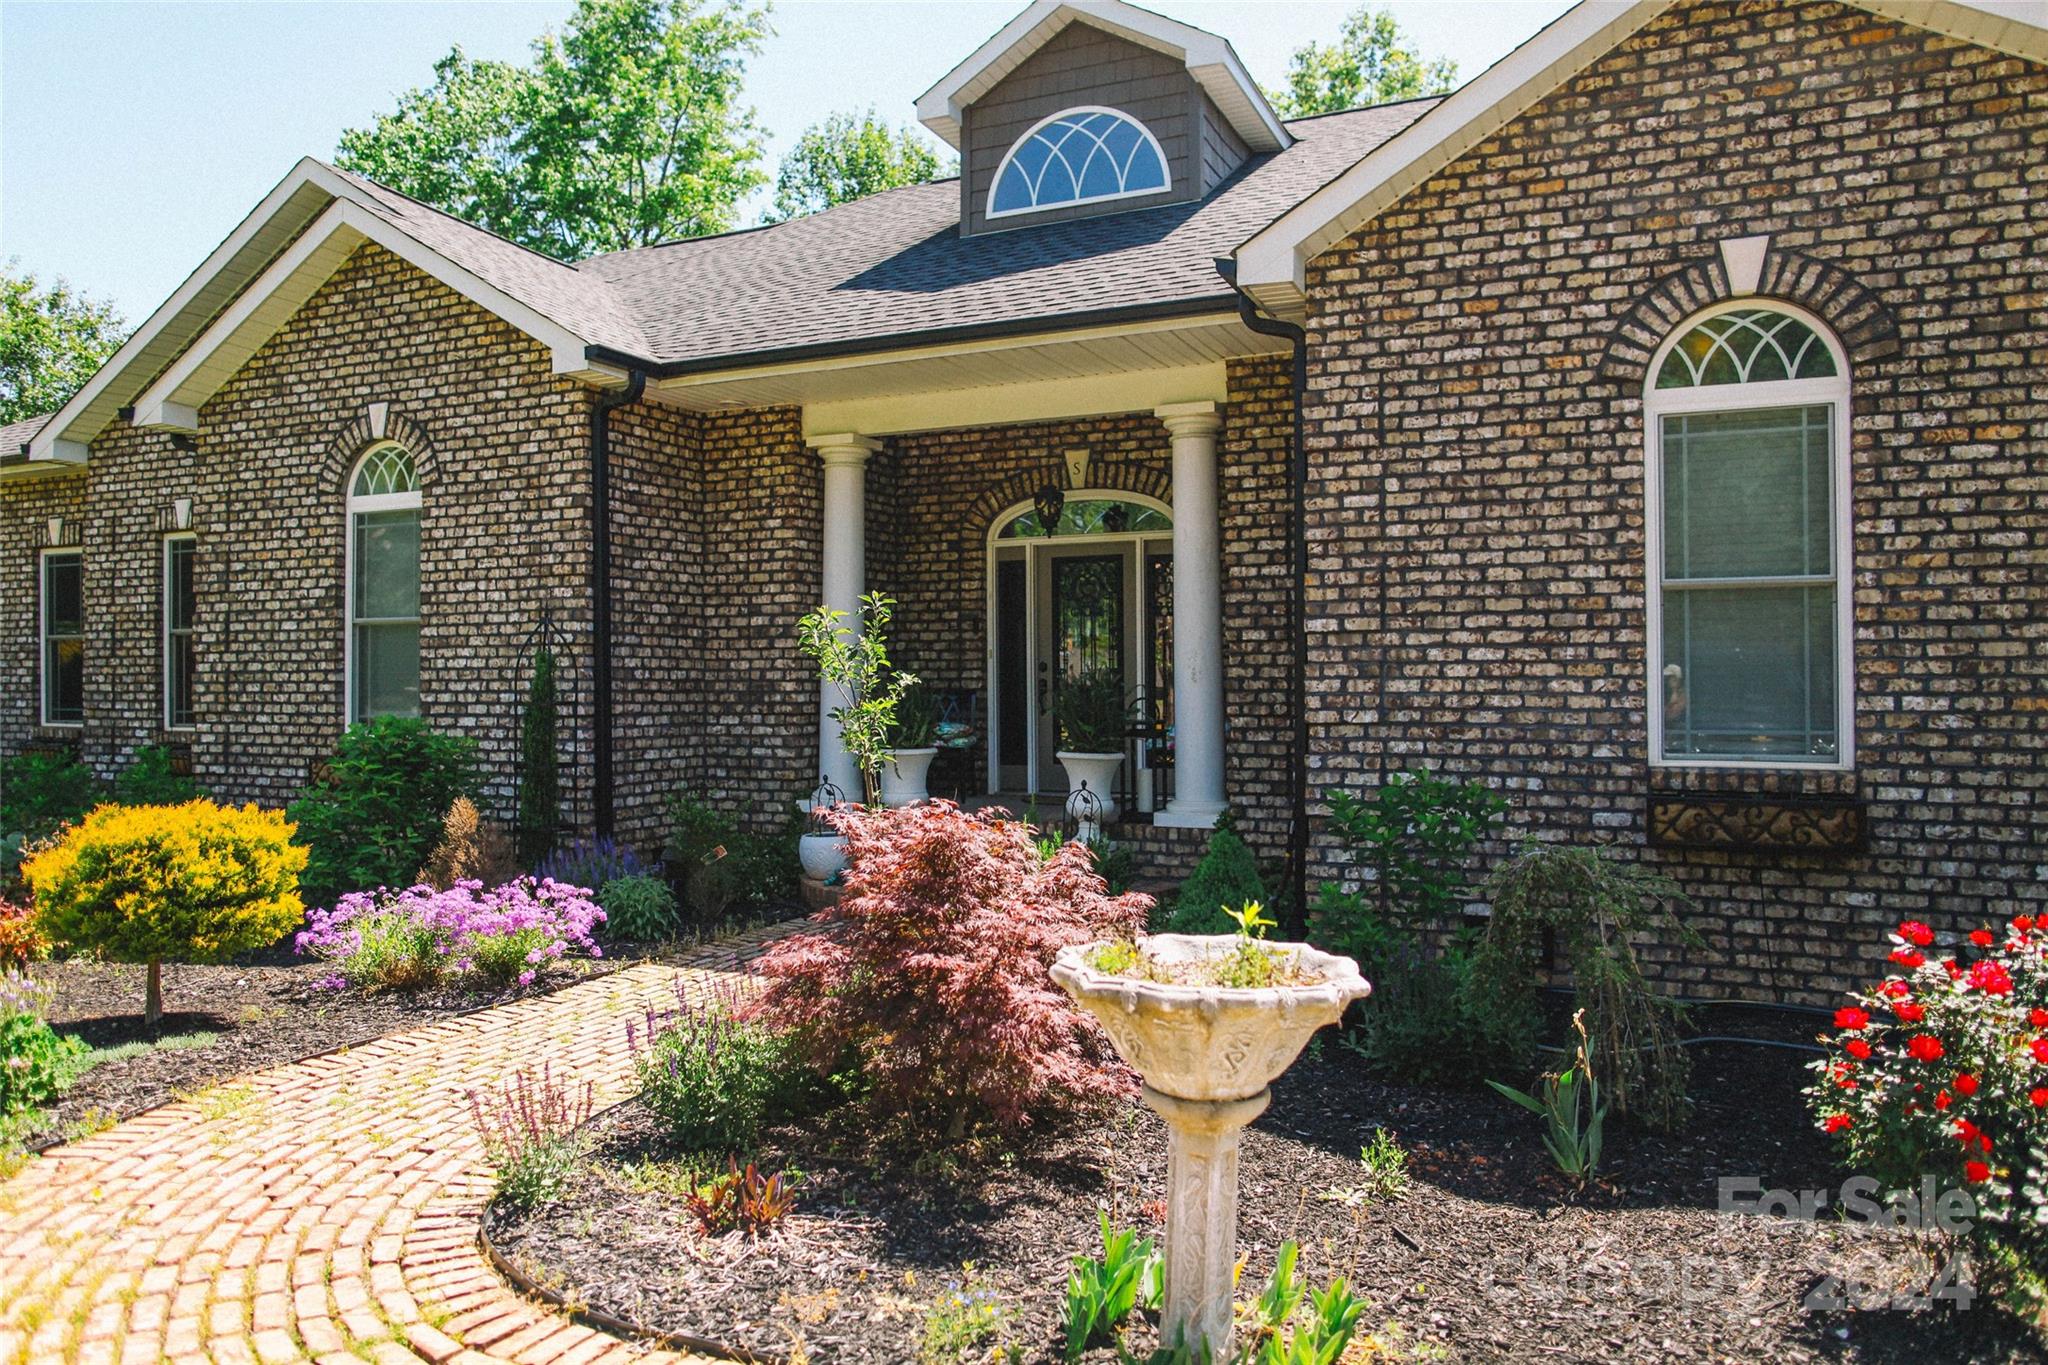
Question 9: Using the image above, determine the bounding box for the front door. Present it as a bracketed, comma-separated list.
[1036, 549, 1127, 779]
[986, 496, 1173, 804]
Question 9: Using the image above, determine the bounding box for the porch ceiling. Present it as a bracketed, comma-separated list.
[642, 311, 1287, 435]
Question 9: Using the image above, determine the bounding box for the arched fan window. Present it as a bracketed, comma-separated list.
[1655, 308, 1838, 388]
[1646, 303, 1851, 768]
[346, 442, 422, 722]
[988, 107, 1170, 219]
[997, 497, 1172, 539]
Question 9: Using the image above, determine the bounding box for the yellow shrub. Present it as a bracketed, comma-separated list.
[24, 799, 307, 979]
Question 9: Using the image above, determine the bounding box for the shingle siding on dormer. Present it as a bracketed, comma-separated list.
[959, 21, 1248, 235]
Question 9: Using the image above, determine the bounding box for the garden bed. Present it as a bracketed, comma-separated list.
[18, 912, 797, 1151]
[489, 1011, 2039, 1364]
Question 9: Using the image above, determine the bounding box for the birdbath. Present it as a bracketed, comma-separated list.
[1051, 934, 1370, 1359]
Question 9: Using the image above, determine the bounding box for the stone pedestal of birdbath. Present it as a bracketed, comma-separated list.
[1051, 934, 1369, 1359]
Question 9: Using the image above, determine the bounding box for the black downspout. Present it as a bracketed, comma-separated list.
[591, 369, 647, 840]
[1229, 286, 1312, 933]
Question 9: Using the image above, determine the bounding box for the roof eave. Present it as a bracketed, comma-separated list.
[587, 293, 1243, 381]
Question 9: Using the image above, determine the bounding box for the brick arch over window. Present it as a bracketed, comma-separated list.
[318, 407, 438, 492]
[965, 460, 1172, 530]
[1599, 248, 1901, 386]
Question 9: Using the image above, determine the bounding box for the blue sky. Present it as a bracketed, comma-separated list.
[0, 1, 1573, 323]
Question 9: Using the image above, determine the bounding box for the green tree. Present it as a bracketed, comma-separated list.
[0, 263, 128, 425]
[337, 0, 771, 259]
[1267, 5, 1458, 118]
[768, 109, 950, 222]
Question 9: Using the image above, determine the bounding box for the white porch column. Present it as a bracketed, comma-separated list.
[808, 432, 881, 801]
[1155, 401, 1227, 829]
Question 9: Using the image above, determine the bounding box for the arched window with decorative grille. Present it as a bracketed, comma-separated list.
[1645, 302, 1852, 767]
[345, 442, 422, 722]
[987, 107, 1170, 219]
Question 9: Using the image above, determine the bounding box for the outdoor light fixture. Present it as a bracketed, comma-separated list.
[170, 434, 198, 453]
[1033, 482, 1065, 536]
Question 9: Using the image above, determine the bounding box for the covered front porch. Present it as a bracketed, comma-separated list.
[806, 398, 1231, 833]
[628, 307, 1298, 867]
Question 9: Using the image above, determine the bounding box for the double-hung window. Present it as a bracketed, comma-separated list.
[346, 443, 422, 722]
[1646, 304, 1852, 767]
[40, 550, 84, 727]
[163, 536, 197, 729]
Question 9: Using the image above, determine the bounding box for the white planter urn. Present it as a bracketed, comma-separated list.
[1050, 935, 1371, 1359]
[878, 747, 938, 808]
[1056, 750, 1125, 823]
[797, 832, 848, 881]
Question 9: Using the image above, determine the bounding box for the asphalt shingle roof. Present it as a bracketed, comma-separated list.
[572, 100, 1436, 368]
[0, 416, 50, 455]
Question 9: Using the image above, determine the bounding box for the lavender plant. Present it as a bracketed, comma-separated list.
[628, 977, 794, 1152]
[466, 1062, 594, 1209]
[295, 877, 605, 990]
[534, 836, 648, 894]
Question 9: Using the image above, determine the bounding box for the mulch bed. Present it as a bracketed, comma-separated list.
[19, 908, 799, 1151]
[491, 1006, 2040, 1364]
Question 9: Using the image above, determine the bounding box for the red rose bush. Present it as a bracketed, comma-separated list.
[752, 800, 1150, 1141]
[1809, 916, 2048, 1264]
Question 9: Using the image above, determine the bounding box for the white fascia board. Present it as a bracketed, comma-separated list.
[916, 0, 1287, 152]
[27, 156, 339, 462]
[0, 440, 88, 484]
[1234, 0, 1671, 308]
[130, 199, 594, 431]
[799, 362, 1225, 439]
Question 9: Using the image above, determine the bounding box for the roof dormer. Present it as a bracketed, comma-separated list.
[917, 0, 1289, 236]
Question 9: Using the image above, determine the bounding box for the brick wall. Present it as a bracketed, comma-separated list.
[1, 243, 597, 830]
[1301, 0, 2047, 1002]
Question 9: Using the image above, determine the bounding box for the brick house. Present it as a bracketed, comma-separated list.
[3, 0, 2041, 1001]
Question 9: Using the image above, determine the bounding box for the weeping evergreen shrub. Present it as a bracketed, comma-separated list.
[1472, 843, 1697, 1132]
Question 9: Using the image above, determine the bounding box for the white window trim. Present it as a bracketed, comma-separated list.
[39, 547, 84, 730]
[162, 534, 198, 732]
[985, 105, 1172, 221]
[1643, 299, 1854, 772]
[344, 443, 423, 726]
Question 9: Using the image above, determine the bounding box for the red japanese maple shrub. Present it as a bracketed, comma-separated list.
[0, 899, 45, 969]
[752, 800, 1150, 1141]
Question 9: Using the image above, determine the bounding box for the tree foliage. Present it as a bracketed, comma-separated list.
[768, 109, 949, 222]
[752, 801, 1150, 1141]
[22, 800, 306, 1025]
[1267, 4, 1458, 118]
[336, 0, 770, 259]
[0, 262, 127, 426]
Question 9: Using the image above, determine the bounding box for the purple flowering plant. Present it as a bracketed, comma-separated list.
[294, 876, 605, 991]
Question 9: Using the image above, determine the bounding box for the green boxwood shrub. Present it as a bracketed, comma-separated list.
[112, 745, 204, 807]
[288, 718, 478, 906]
[0, 750, 100, 842]
[1158, 816, 1266, 934]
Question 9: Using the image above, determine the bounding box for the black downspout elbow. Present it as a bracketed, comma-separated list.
[591, 369, 647, 840]
[1230, 288, 1312, 933]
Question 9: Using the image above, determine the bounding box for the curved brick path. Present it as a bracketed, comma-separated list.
[0, 925, 791, 1365]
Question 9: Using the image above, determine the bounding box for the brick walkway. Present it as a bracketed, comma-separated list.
[0, 925, 791, 1365]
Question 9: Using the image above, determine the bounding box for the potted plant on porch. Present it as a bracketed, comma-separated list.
[878, 680, 939, 807]
[797, 591, 917, 810]
[1051, 667, 1131, 822]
